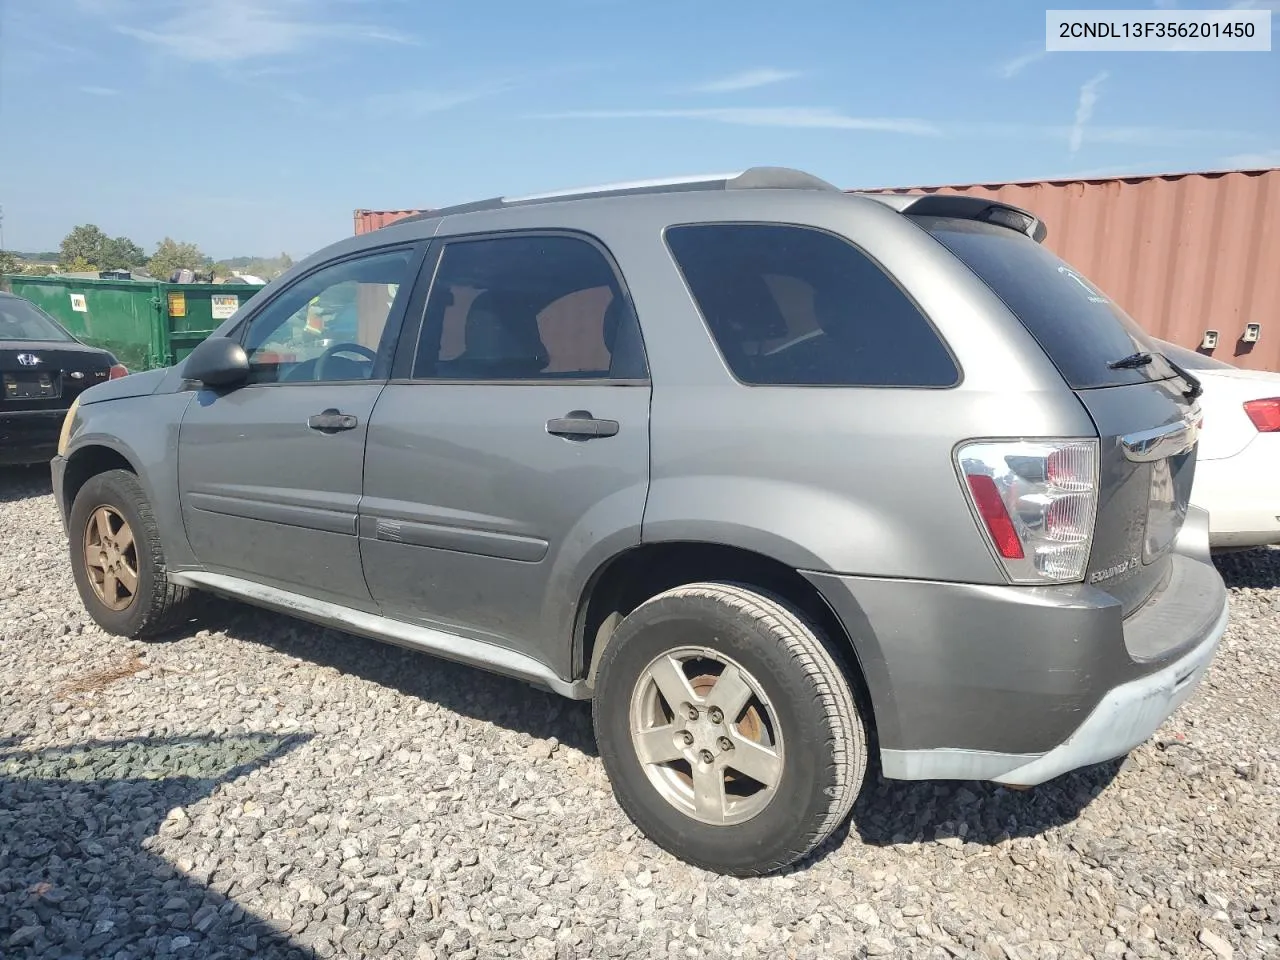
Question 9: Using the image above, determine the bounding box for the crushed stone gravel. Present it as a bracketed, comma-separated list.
[1, 466, 1278, 959]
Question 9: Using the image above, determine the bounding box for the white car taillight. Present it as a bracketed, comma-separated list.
[956, 439, 1099, 584]
[1244, 398, 1280, 432]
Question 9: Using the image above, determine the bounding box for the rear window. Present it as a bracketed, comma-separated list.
[919, 217, 1178, 390]
[1154, 338, 1236, 372]
[0, 297, 74, 343]
[665, 223, 958, 387]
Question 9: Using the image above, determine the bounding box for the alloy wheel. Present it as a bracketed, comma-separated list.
[83, 506, 138, 611]
[628, 646, 784, 826]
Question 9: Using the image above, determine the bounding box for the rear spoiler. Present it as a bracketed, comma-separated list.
[853, 192, 1049, 244]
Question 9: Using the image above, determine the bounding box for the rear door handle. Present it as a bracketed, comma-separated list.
[308, 408, 359, 433]
[546, 410, 620, 440]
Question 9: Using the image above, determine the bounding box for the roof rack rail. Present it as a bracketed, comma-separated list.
[396, 166, 840, 224]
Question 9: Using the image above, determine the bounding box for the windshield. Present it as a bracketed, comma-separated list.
[0, 296, 75, 343]
[918, 216, 1179, 390]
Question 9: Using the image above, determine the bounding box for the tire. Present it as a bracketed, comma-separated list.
[593, 581, 868, 876]
[68, 468, 192, 638]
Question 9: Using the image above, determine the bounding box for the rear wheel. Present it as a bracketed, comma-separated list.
[593, 582, 868, 875]
[68, 469, 192, 638]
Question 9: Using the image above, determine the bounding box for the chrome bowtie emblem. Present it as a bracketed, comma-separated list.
[16, 353, 41, 366]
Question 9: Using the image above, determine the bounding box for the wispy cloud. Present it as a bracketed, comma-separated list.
[365, 83, 514, 119]
[532, 105, 1251, 151]
[693, 68, 802, 93]
[1069, 71, 1108, 154]
[530, 107, 942, 136]
[998, 48, 1047, 79]
[102, 0, 416, 63]
[1219, 148, 1280, 168]
[79, 85, 120, 96]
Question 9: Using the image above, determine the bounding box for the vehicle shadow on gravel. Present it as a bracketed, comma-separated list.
[193, 604, 600, 757]
[1213, 545, 1280, 588]
[837, 758, 1124, 860]
[0, 732, 314, 959]
[0, 467, 53, 505]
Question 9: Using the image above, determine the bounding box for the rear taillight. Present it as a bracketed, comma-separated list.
[1244, 398, 1280, 433]
[957, 439, 1099, 584]
[109, 364, 129, 380]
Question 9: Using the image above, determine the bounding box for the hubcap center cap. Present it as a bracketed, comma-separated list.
[684, 714, 723, 755]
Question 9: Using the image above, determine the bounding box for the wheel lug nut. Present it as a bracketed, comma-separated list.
[686, 706, 699, 721]
[682, 731, 695, 746]
[718, 737, 733, 751]
[699, 750, 714, 764]
[709, 708, 724, 724]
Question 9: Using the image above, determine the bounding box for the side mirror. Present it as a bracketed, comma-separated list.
[183, 336, 250, 387]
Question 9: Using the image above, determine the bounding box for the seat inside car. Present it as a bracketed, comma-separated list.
[602, 294, 648, 379]
[444, 290, 550, 380]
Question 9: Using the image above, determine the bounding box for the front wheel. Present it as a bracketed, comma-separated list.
[67, 468, 192, 638]
[593, 582, 868, 875]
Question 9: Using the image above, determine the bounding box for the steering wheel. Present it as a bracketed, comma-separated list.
[314, 341, 378, 380]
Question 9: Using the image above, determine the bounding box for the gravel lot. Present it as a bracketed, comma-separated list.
[1, 467, 1278, 960]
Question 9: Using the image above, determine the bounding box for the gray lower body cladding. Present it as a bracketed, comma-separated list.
[804, 514, 1227, 784]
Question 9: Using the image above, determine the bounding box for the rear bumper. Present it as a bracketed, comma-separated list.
[803, 506, 1228, 786]
[0, 409, 63, 465]
[1192, 437, 1280, 548]
[987, 616, 1221, 786]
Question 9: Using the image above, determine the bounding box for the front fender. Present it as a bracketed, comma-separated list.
[62, 391, 199, 570]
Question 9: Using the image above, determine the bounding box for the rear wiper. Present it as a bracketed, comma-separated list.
[1161, 355, 1204, 402]
[1107, 351, 1154, 369]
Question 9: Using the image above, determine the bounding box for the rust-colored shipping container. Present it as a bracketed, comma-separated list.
[353, 209, 430, 235]
[858, 167, 1280, 371]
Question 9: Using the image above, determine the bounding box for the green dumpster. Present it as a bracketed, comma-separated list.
[1, 275, 264, 371]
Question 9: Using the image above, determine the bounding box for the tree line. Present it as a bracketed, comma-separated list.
[0, 225, 292, 282]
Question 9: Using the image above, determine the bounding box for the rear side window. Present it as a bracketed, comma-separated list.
[665, 224, 958, 387]
[920, 217, 1178, 390]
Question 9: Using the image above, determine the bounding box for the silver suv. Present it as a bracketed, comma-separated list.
[52, 168, 1228, 875]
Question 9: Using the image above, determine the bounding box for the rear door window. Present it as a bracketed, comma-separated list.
[664, 223, 958, 387]
[918, 216, 1178, 390]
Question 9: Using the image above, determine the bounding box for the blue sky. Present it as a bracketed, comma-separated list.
[2, 0, 1277, 259]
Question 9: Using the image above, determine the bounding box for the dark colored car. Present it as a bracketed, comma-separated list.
[0, 291, 127, 465]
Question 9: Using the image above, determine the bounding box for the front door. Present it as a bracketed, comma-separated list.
[178, 245, 420, 607]
[360, 233, 652, 674]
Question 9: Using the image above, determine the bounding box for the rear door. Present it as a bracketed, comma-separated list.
[359, 232, 651, 675]
[921, 217, 1200, 616]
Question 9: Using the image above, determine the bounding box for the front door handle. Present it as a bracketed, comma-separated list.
[308, 408, 359, 433]
[546, 410, 620, 440]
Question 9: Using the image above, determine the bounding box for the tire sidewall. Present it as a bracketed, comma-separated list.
[595, 589, 848, 874]
[68, 471, 158, 636]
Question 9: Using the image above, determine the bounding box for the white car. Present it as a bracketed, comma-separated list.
[1156, 339, 1280, 549]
